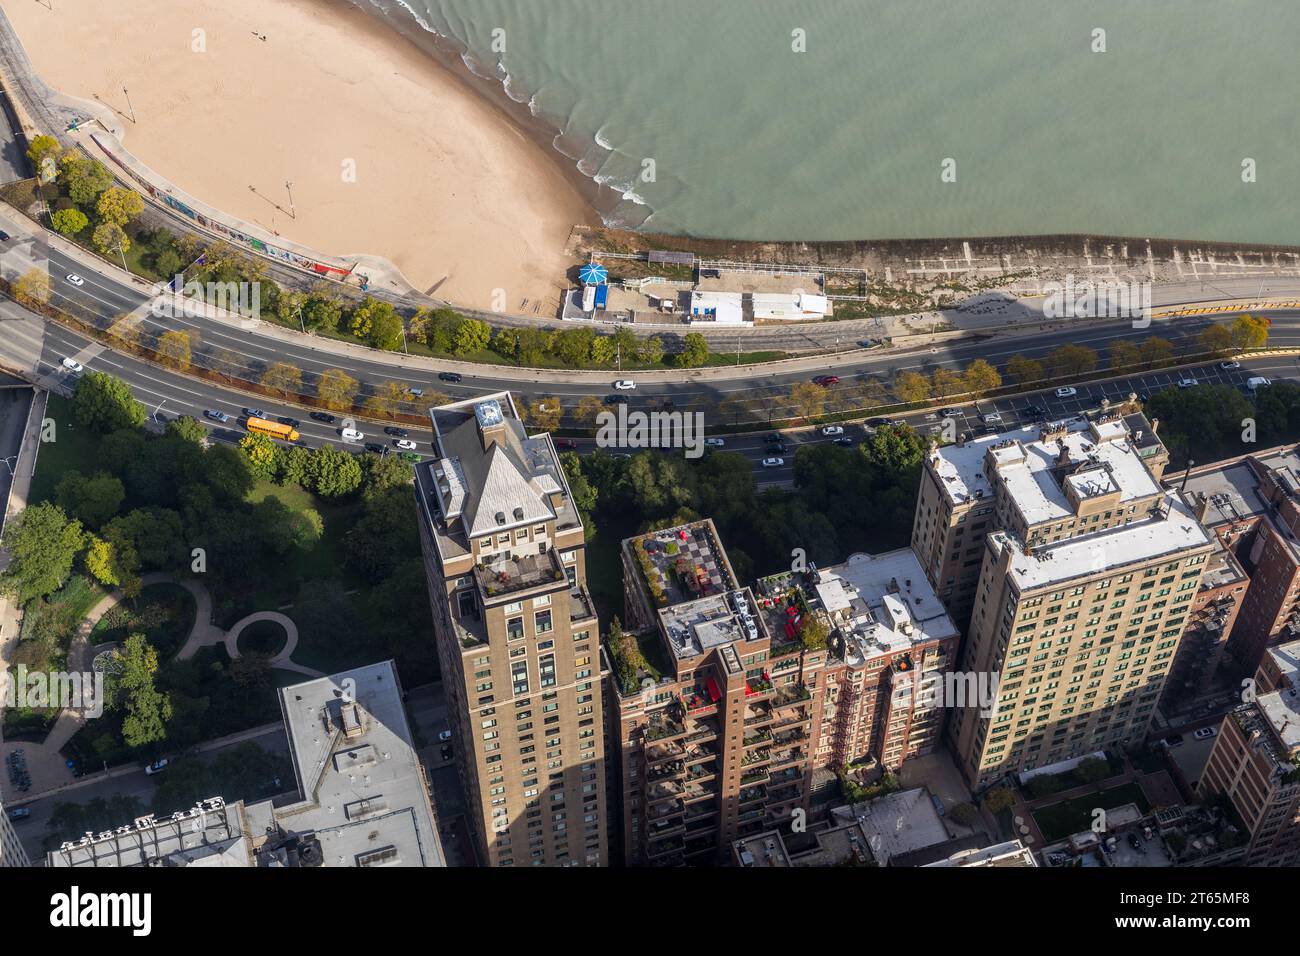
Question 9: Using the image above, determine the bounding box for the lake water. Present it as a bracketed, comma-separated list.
[355, 0, 1300, 245]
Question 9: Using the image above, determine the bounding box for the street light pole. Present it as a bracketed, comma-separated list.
[122, 86, 136, 123]
[285, 180, 295, 219]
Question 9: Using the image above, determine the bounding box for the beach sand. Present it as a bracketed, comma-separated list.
[6, 0, 594, 310]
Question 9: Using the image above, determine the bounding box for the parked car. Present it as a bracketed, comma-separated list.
[704, 438, 725, 447]
[813, 375, 840, 387]
[554, 438, 578, 450]
[1054, 387, 1077, 398]
[604, 394, 629, 405]
[204, 409, 230, 423]
[761, 457, 785, 468]
[384, 426, 409, 437]
[310, 411, 336, 424]
[1193, 726, 1218, 740]
[981, 412, 1003, 425]
[408, 388, 424, 397]
[243, 407, 267, 419]
[832, 436, 854, 446]
[931, 794, 946, 817]
[394, 439, 417, 451]
[65, 273, 85, 286]
[341, 427, 365, 442]
[821, 425, 844, 436]
[1220, 361, 1241, 370]
[938, 408, 963, 419]
[1022, 404, 1045, 418]
[364, 443, 386, 454]
[1161, 734, 1184, 748]
[277, 416, 300, 428]
[1177, 377, 1198, 389]
[438, 372, 463, 383]
[613, 379, 636, 390]
[399, 451, 421, 463]
[144, 758, 170, 776]
[439, 730, 453, 742]
[6, 807, 30, 821]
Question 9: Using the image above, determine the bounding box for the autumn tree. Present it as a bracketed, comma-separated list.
[261, 362, 303, 397]
[317, 368, 359, 411]
[1005, 354, 1044, 386]
[789, 382, 826, 421]
[962, 359, 1001, 396]
[894, 371, 931, 404]
[156, 330, 191, 370]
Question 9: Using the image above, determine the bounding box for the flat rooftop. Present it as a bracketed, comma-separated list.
[989, 491, 1211, 591]
[659, 587, 765, 661]
[1268, 639, 1300, 685]
[930, 415, 1162, 526]
[629, 521, 738, 609]
[828, 787, 950, 866]
[274, 661, 444, 867]
[48, 798, 251, 868]
[812, 549, 958, 666]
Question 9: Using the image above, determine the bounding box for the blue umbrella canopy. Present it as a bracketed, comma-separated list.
[579, 263, 608, 285]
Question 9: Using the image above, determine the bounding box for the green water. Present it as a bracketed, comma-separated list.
[357, 0, 1300, 244]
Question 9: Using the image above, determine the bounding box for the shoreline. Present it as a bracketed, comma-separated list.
[338, 0, 635, 233]
[5, 0, 599, 312]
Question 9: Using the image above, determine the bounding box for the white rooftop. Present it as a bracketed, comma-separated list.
[990, 491, 1211, 590]
[814, 549, 958, 665]
[1257, 685, 1300, 753]
[930, 416, 1160, 526]
[1269, 639, 1300, 685]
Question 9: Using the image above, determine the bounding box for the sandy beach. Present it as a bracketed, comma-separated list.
[5, 0, 595, 310]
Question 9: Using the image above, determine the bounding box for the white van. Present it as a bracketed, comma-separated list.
[341, 427, 365, 442]
[1246, 376, 1271, 392]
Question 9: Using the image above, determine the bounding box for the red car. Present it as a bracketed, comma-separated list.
[813, 375, 840, 387]
[555, 438, 578, 450]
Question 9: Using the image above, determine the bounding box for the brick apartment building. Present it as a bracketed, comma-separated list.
[414, 393, 608, 866]
[1199, 638, 1300, 865]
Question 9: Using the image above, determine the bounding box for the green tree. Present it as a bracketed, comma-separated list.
[239, 433, 283, 481]
[50, 207, 89, 237]
[165, 415, 208, 445]
[59, 154, 113, 205]
[55, 470, 125, 530]
[453, 318, 491, 355]
[677, 332, 709, 368]
[83, 535, 121, 587]
[1230, 313, 1270, 351]
[95, 186, 145, 227]
[962, 358, 1001, 395]
[301, 293, 343, 333]
[106, 633, 173, 748]
[0, 503, 85, 602]
[1005, 353, 1045, 386]
[307, 445, 363, 498]
[92, 221, 130, 258]
[1045, 344, 1098, 378]
[260, 362, 303, 397]
[26, 134, 61, 180]
[72, 371, 146, 432]
[636, 335, 665, 366]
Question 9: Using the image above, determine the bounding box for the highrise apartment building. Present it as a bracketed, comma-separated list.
[1200, 639, 1300, 865]
[609, 519, 820, 865]
[913, 409, 1169, 626]
[0, 798, 30, 867]
[414, 393, 607, 867]
[921, 413, 1214, 789]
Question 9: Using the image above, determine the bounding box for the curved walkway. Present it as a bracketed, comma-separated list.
[1, 574, 321, 800]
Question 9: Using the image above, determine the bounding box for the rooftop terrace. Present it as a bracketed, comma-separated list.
[659, 588, 766, 661]
[627, 520, 738, 610]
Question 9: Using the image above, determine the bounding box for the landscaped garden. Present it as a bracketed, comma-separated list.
[236, 619, 288, 657]
[1032, 782, 1152, 843]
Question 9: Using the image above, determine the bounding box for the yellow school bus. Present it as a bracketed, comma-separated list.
[245, 416, 300, 443]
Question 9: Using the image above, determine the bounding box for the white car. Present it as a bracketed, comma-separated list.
[438, 730, 453, 742]
[1054, 387, 1077, 398]
[65, 273, 85, 286]
[703, 438, 725, 447]
[613, 379, 636, 390]
[1193, 726, 1218, 740]
[60, 357, 83, 373]
[1177, 377, 1198, 389]
[340, 427, 365, 442]
[143, 758, 169, 776]
[981, 413, 1003, 425]
[1219, 361, 1241, 370]
[393, 439, 417, 451]
[761, 457, 784, 468]
[820, 426, 844, 436]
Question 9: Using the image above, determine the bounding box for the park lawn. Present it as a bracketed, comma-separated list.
[244, 479, 364, 605]
[1032, 782, 1151, 843]
[26, 394, 103, 507]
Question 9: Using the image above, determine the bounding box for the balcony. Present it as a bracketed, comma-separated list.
[741, 767, 770, 786]
[683, 782, 719, 804]
[645, 716, 686, 742]
[742, 748, 772, 768]
[646, 836, 685, 860]
[743, 728, 772, 748]
[746, 675, 774, 697]
[744, 703, 774, 726]
[771, 684, 812, 709]
[685, 719, 720, 743]
[773, 727, 806, 748]
[646, 780, 684, 803]
[684, 742, 718, 765]
[771, 747, 805, 768]
[647, 800, 684, 822]
[475, 548, 565, 599]
[569, 583, 597, 623]
[682, 687, 719, 717]
[739, 785, 767, 805]
[645, 740, 685, 765]
[646, 761, 684, 781]
[685, 762, 717, 784]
